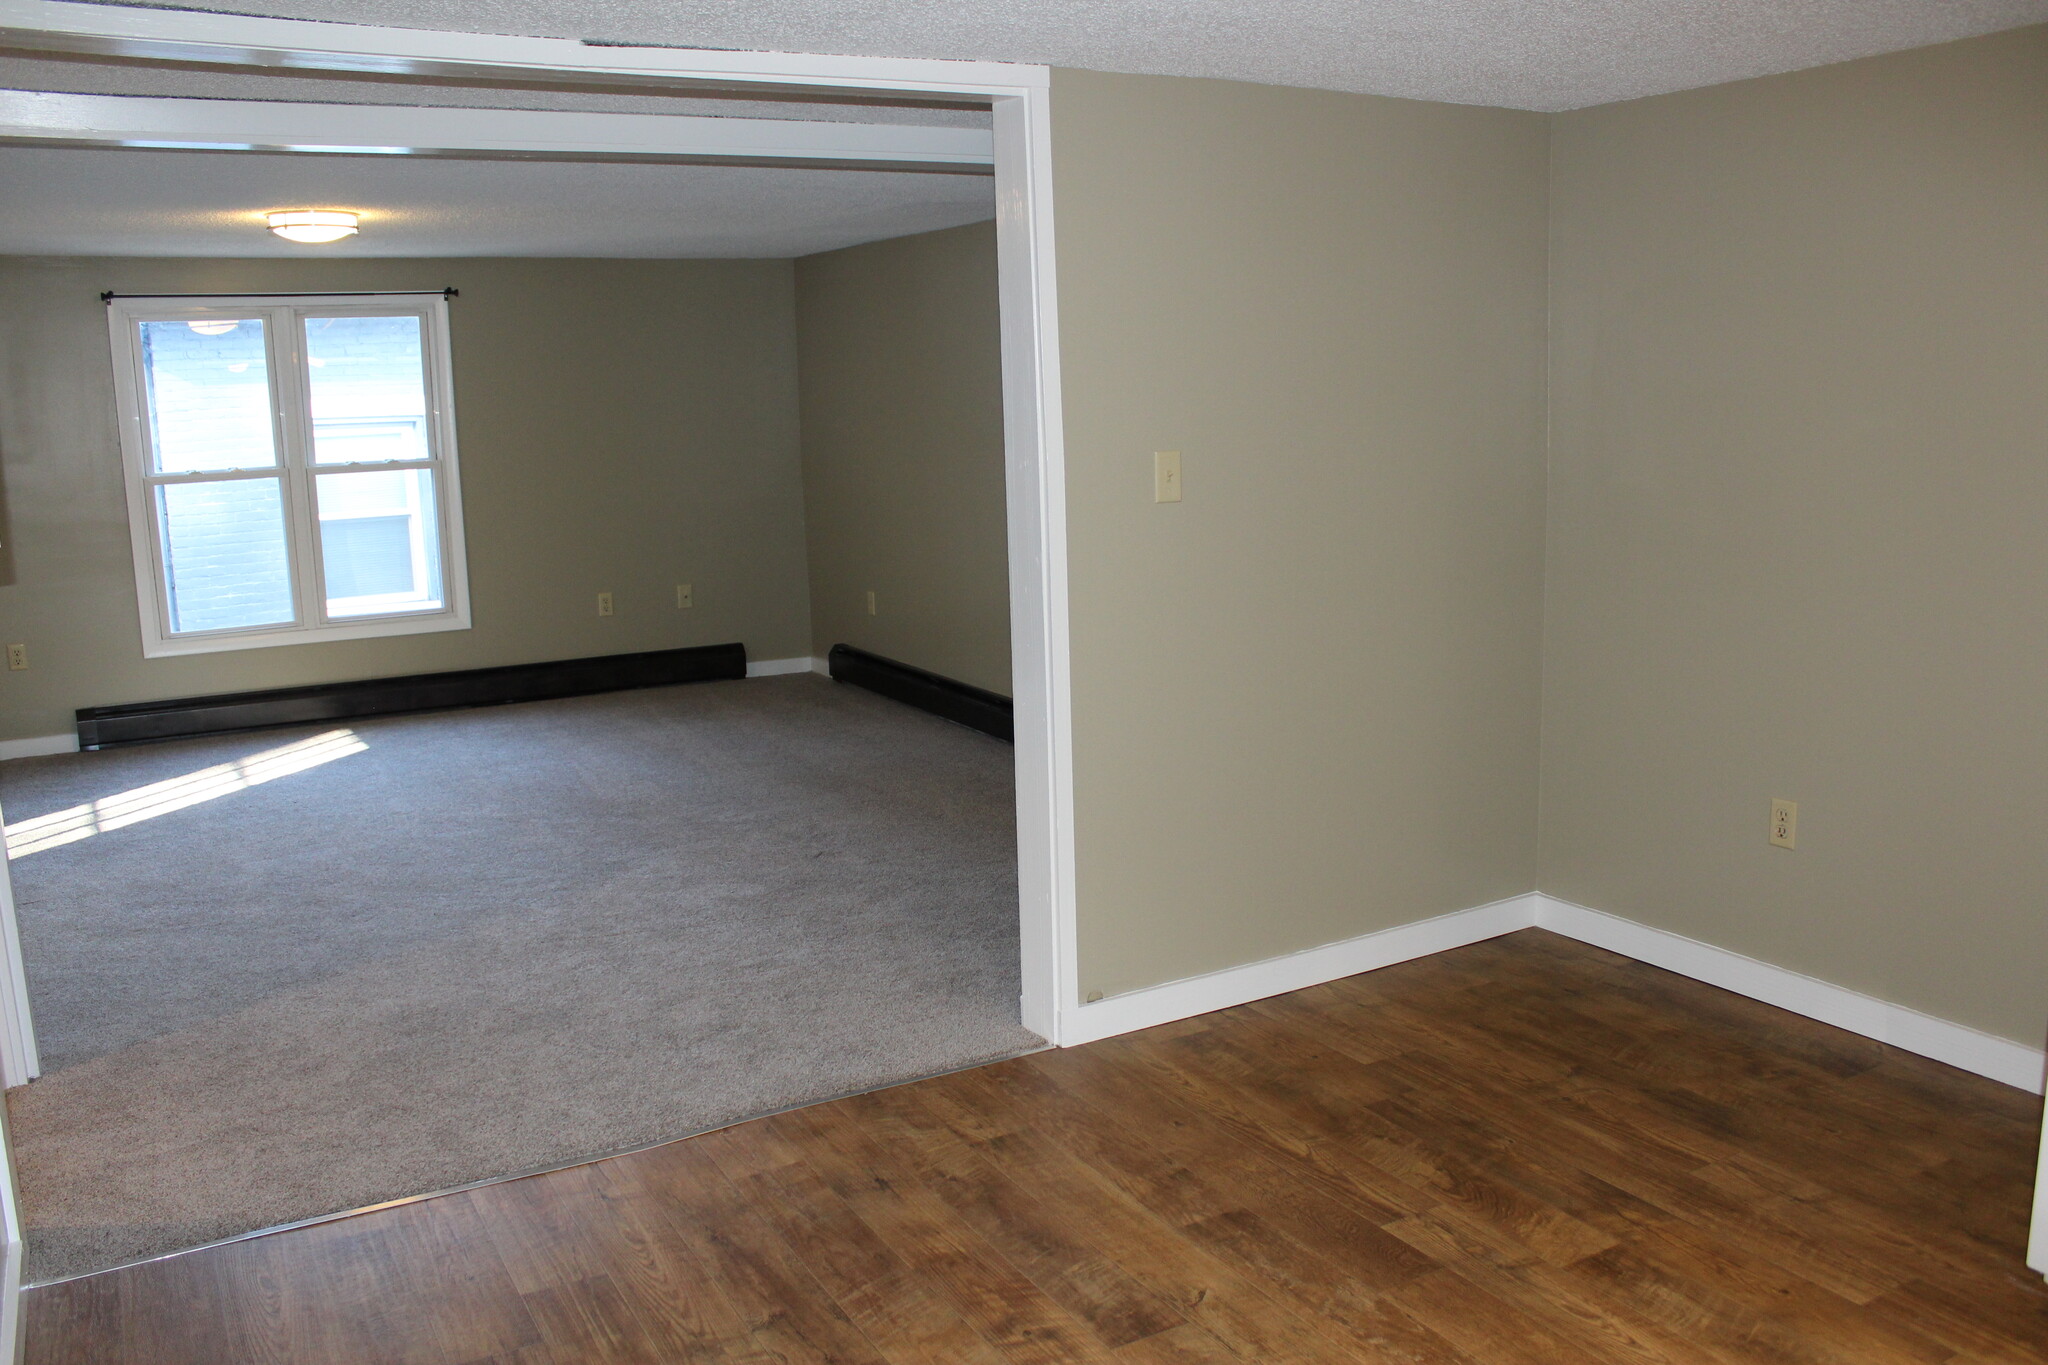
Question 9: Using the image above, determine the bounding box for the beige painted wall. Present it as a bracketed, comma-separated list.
[1542, 27, 2048, 1045]
[1051, 69, 1551, 999]
[0, 256, 810, 741]
[7, 37, 2031, 1049]
[795, 221, 1010, 695]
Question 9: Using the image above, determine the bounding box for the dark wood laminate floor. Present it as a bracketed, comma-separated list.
[27, 929, 2048, 1363]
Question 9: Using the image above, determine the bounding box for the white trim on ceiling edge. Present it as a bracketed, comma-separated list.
[0, 735, 77, 761]
[1060, 890, 2045, 1095]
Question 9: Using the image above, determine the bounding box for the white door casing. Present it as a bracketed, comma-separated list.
[2031, 1093, 2048, 1278]
[0, 793, 29, 1364]
[0, 805, 36, 1092]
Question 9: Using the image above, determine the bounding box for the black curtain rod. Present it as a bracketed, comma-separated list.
[102, 288, 458, 303]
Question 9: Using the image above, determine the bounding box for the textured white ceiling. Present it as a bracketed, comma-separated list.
[4, 1, 2036, 258]
[0, 146, 995, 257]
[78, 0, 2048, 110]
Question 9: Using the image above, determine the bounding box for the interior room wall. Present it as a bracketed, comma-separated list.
[5, 30, 2034, 1059]
[1050, 68, 1551, 1000]
[0, 255, 811, 742]
[1542, 26, 2048, 1047]
[794, 221, 1010, 695]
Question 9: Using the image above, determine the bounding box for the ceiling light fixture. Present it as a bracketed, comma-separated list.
[267, 210, 359, 244]
[186, 319, 239, 336]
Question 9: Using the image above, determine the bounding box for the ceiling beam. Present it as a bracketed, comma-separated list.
[0, 88, 994, 172]
[0, 0, 1030, 103]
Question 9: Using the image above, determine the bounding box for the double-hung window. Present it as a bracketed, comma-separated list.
[108, 293, 470, 656]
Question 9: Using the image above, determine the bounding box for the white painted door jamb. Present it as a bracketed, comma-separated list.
[0, 841, 36, 1092]
[0, 797, 29, 1365]
[2031, 1097, 2048, 1279]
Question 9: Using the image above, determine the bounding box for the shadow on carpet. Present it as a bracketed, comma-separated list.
[0, 675, 1039, 1283]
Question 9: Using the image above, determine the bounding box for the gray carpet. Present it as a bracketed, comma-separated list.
[0, 675, 1037, 1284]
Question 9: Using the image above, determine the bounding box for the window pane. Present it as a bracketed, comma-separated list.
[156, 479, 295, 634]
[304, 315, 431, 465]
[138, 318, 277, 474]
[317, 469, 444, 618]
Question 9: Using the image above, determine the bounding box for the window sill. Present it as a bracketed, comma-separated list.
[139, 607, 472, 659]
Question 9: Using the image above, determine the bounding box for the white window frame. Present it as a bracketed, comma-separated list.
[107, 292, 472, 657]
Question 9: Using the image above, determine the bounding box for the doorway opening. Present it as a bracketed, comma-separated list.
[0, 12, 1072, 1287]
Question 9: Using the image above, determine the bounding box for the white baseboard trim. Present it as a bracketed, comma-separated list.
[0, 734, 78, 761]
[1054, 887, 2043, 1094]
[1059, 893, 1540, 1046]
[810, 656, 832, 676]
[745, 657, 818, 679]
[1534, 895, 2046, 1095]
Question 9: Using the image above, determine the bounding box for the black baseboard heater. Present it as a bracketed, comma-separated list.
[75, 642, 748, 750]
[827, 644, 1012, 742]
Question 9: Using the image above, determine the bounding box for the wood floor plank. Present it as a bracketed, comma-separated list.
[1106, 1321, 1245, 1364]
[1380, 1207, 1733, 1365]
[376, 1193, 544, 1364]
[1111, 1017, 1440, 1214]
[1477, 966, 1990, 1172]
[1581, 1216, 1957, 1365]
[1860, 1274, 2048, 1364]
[1247, 985, 1581, 1096]
[25, 930, 2048, 1364]
[579, 1163, 779, 1364]
[989, 1053, 1478, 1365]
[1139, 1010, 1635, 1264]
[843, 1084, 1190, 1350]
[25, 1264, 121, 1365]
[1528, 1066, 2018, 1267]
[513, 1274, 669, 1365]
[1391, 1265, 1682, 1365]
[581, 1159, 788, 1365]
[1362, 1054, 1909, 1303]
[1026, 1040, 1443, 1287]
[1455, 993, 1989, 1244]
[616, 1139, 893, 1365]
[698, 1120, 1014, 1365]
[921, 1069, 1455, 1364]
[768, 1105, 1120, 1365]
[224, 1218, 429, 1365]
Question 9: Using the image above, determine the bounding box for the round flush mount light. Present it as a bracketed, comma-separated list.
[267, 209, 359, 244]
[186, 319, 239, 335]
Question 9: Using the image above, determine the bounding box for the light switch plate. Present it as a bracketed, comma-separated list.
[1154, 450, 1182, 503]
